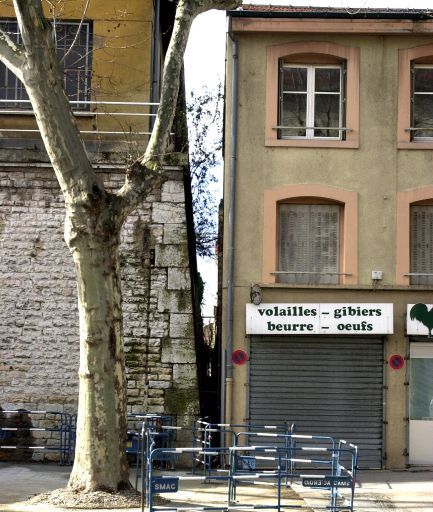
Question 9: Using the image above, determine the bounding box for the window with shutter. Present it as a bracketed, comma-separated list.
[278, 204, 340, 284]
[410, 205, 433, 285]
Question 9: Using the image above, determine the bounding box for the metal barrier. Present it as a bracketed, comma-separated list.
[0, 409, 74, 464]
[143, 425, 358, 512]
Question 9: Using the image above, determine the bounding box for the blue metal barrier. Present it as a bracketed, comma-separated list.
[0, 409, 74, 464]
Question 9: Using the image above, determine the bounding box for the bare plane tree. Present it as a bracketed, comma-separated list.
[0, 0, 240, 493]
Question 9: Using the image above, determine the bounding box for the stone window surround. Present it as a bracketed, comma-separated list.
[396, 186, 433, 285]
[262, 183, 358, 284]
[265, 41, 360, 148]
[397, 43, 433, 149]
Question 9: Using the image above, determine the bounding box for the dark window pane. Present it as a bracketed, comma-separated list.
[414, 67, 433, 93]
[314, 94, 340, 137]
[280, 93, 307, 137]
[282, 67, 307, 92]
[413, 95, 433, 138]
[315, 68, 340, 93]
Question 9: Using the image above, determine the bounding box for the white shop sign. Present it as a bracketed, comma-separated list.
[407, 304, 433, 336]
[246, 303, 393, 335]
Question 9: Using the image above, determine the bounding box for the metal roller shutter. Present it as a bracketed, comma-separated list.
[249, 336, 384, 468]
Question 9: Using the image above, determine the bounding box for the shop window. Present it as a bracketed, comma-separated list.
[278, 64, 345, 140]
[0, 20, 92, 111]
[278, 203, 340, 284]
[410, 205, 433, 285]
[265, 41, 359, 148]
[262, 184, 358, 285]
[398, 44, 433, 148]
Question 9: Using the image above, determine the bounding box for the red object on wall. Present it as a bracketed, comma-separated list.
[232, 350, 248, 365]
[389, 354, 405, 370]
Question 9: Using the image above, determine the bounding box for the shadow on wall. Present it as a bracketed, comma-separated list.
[0, 407, 35, 461]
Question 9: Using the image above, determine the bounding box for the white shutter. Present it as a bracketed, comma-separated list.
[279, 204, 339, 284]
[411, 205, 433, 285]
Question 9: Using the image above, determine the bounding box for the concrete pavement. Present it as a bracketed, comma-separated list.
[1, 462, 433, 511]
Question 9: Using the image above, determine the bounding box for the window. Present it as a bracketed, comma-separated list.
[265, 42, 359, 148]
[278, 64, 344, 140]
[278, 203, 340, 284]
[0, 20, 92, 111]
[411, 65, 433, 140]
[398, 44, 433, 148]
[410, 205, 433, 285]
[396, 187, 433, 285]
[262, 184, 358, 285]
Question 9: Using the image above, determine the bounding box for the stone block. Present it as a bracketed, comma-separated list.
[167, 268, 191, 290]
[169, 313, 194, 338]
[173, 363, 198, 389]
[158, 289, 192, 314]
[155, 244, 188, 268]
[161, 339, 196, 364]
[152, 203, 186, 224]
[163, 224, 187, 245]
[161, 180, 185, 203]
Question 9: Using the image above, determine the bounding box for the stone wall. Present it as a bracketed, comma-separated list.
[0, 160, 199, 456]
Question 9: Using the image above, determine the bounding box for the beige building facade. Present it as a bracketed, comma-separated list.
[223, 6, 433, 469]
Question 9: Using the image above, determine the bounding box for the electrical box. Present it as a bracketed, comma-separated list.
[372, 270, 383, 280]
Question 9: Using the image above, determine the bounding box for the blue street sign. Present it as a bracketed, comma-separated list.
[152, 477, 179, 493]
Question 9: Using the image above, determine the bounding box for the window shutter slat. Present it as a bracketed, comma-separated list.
[411, 205, 433, 285]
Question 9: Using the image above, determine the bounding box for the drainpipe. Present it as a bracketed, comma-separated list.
[224, 24, 238, 428]
[150, 0, 161, 129]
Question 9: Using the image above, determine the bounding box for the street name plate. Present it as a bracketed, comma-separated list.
[302, 476, 352, 488]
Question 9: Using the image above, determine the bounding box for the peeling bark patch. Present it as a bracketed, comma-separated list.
[109, 326, 116, 360]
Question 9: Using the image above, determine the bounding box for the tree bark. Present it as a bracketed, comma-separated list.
[65, 202, 130, 492]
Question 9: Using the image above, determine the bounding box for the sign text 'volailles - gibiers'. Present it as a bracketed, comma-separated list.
[246, 303, 393, 335]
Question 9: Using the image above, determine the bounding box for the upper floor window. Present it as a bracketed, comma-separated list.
[279, 64, 344, 140]
[0, 20, 92, 111]
[265, 41, 359, 148]
[398, 44, 433, 149]
[411, 65, 433, 141]
[278, 202, 340, 284]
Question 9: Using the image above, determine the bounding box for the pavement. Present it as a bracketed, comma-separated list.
[0, 462, 433, 512]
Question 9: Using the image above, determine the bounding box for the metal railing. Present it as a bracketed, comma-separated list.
[0, 99, 160, 138]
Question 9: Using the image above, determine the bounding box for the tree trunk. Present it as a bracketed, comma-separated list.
[65, 208, 129, 492]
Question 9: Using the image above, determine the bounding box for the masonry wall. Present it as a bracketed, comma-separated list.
[0, 160, 199, 448]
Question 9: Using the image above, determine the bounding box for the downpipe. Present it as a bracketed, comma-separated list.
[224, 26, 238, 427]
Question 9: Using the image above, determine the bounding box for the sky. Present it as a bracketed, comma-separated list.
[183, 0, 433, 317]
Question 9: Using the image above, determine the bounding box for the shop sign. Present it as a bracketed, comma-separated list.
[407, 304, 433, 336]
[246, 303, 393, 335]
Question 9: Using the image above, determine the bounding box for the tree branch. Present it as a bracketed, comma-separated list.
[117, 0, 241, 215]
[0, 28, 25, 80]
[12, 0, 103, 205]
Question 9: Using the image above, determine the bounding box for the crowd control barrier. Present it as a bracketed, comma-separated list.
[0, 409, 74, 464]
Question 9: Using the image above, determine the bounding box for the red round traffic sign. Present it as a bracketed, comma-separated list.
[232, 350, 248, 365]
[389, 354, 405, 370]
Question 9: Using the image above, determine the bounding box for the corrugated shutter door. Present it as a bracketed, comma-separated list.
[249, 336, 384, 468]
